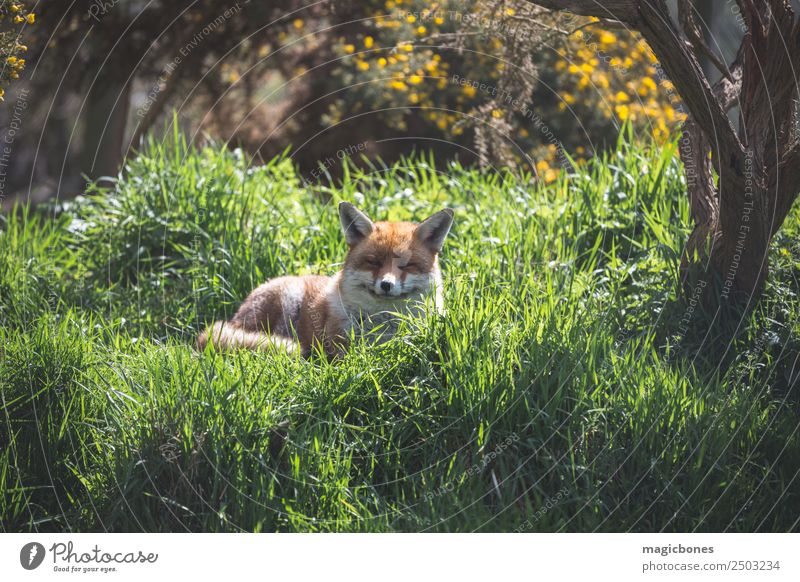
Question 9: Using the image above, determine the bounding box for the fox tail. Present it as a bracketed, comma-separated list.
[197, 322, 297, 353]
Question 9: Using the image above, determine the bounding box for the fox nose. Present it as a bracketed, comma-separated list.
[380, 280, 393, 293]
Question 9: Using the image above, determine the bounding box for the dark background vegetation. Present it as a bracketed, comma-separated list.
[0, 0, 770, 206]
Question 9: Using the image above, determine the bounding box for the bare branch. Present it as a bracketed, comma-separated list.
[712, 45, 743, 112]
[522, 0, 639, 23]
[677, 0, 733, 82]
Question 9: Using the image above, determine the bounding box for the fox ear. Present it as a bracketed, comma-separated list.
[339, 202, 374, 245]
[415, 208, 454, 253]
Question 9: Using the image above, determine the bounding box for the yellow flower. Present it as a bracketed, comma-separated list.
[364, 36, 374, 49]
[26, 13, 35, 24]
[377, 57, 387, 67]
[416, 26, 427, 35]
[406, 14, 417, 23]
[389, 80, 408, 91]
[615, 91, 630, 103]
[505, 8, 516, 16]
[434, 17, 444, 25]
[357, 60, 370, 71]
[408, 74, 423, 84]
[462, 85, 476, 98]
[491, 109, 503, 119]
[293, 19, 304, 30]
[599, 31, 617, 44]
[615, 104, 631, 120]
[344, 44, 355, 54]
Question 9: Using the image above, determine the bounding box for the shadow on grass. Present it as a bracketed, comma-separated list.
[655, 265, 800, 406]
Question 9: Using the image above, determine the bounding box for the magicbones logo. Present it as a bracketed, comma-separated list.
[20, 542, 46, 570]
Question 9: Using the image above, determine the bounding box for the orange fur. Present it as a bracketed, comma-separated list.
[197, 203, 453, 358]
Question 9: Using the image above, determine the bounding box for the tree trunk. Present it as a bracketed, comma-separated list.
[79, 74, 131, 186]
[680, 138, 772, 302]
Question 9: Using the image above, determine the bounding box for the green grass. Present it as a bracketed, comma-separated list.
[1, 130, 799, 532]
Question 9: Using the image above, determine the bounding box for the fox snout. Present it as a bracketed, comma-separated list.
[374, 264, 405, 297]
[372, 256, 413, 297]
[379, 277, 395, 294]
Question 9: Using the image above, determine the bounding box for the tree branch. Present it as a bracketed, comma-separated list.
[524, 0, 639, 23]
[677, 0, 732, 82]
[712, 46, 743, 112]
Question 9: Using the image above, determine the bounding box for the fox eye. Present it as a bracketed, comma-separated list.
[400, 262, 418, 271]
[365, 258, 382, 268]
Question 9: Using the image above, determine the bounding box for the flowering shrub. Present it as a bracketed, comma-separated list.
[548, 21, 686, 142]
[0, 1, 34, 100]
[284, 1, 686, 179]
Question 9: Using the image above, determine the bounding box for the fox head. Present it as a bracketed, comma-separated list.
[338, 202, 454, 308]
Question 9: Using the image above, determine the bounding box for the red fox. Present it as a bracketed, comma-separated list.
[197, 202, 454, 357]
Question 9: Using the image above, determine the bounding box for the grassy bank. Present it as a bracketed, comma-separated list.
[2, 132, 799, 532]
